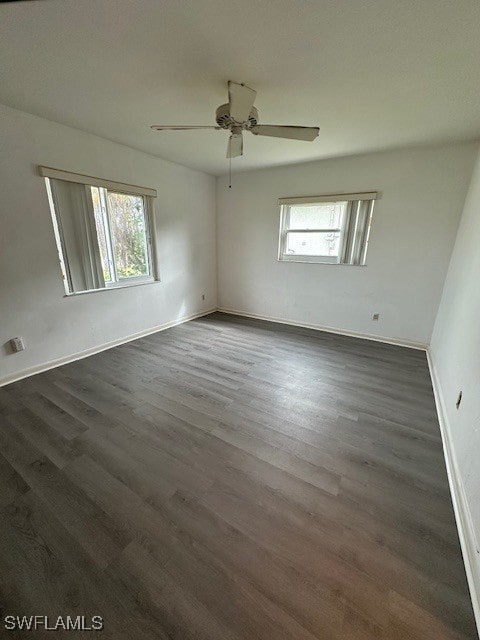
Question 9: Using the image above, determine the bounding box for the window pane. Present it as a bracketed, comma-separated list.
[285, 231, 341, 257]
[107, 192, 149, 279]
[46, 176, 156, 294]
[91, 187, 113, 283]
[288, 202, 346, 230]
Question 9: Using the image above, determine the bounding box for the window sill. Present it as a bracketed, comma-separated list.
[63, 278, 160, 297]
[278, 257, 367, 266]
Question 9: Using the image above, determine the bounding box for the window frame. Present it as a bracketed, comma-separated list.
[277, 192, 376, 266]
[40, 166, 159, 296]
[278, 202, 349, 264]
[96, 187, 156, 290]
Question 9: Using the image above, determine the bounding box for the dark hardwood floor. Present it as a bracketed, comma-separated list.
[0, 312, 476, 639]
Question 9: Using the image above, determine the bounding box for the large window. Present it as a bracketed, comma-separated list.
[278, 192, 376, 265]
[41, 167, 157, 295]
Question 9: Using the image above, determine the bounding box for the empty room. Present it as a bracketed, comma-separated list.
[0, 0, 479, 638]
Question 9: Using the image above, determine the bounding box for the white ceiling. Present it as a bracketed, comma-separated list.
[1, 0, 480, 176]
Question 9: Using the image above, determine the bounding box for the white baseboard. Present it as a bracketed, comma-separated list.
[426, 349, 480, 637]
[1, 307, 426, 390]
[217, 307, 427, 350]
[0, 308, 217, 388]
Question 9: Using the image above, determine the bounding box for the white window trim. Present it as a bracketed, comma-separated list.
[75, 190, 158, 294]
[102, 189, 154, 287]
[63, 278, 160, 297]
[44, 169, 159, 296]
[280, 228, 347, 264]
[278, 193, 376, 265]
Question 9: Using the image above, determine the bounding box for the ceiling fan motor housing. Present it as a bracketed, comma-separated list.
[216, 103, 258, 129]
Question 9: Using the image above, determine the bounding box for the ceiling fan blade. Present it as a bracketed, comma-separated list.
[227, 133, 243, 158]
[151, 125, 221, 130]
[228, 81, 257, 123]
[250, 125, 319, 141]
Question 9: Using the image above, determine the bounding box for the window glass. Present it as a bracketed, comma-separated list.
[278, 196, 375, 265]
[286, 231, 341, 257]
[107, 192, 150, 279]
[288, 203, 346, 230]
[46, 177, 155, 294]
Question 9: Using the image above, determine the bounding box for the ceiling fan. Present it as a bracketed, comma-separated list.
[151, 81, 319, 159]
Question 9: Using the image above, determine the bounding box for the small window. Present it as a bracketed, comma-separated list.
[278, 192, 376, 265]
[41, 167, 157, 295]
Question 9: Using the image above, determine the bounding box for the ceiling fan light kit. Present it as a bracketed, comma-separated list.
[151, 81, 320, 162]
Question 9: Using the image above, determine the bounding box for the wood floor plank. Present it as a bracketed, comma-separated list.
[0, 312, 476, 639]
[163, 491, 346, 640]
[0, 451, 29, 508]
[0, 491, 165, 639]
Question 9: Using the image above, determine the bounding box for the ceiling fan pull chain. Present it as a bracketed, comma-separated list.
[229, 155, 232, 189]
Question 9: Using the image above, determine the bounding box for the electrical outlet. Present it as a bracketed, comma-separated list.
[372, 313, 380, 321]
[456, 391, 463, 409]
[10, 337, 25, 353]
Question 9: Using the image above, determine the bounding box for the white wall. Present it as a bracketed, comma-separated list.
[0, 104, 216, 384]
[216, 143, 478, 346]
[430, 146, 480, 620]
